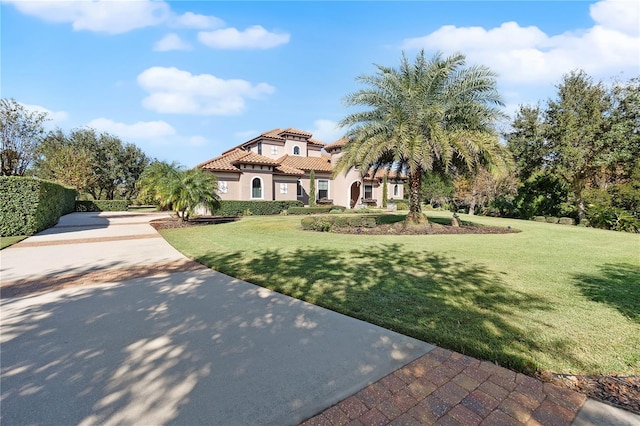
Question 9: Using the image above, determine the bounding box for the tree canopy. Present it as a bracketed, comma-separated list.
[0, 98, 49, 176]
[336, 51, 510, 223]
[36, 128, 149, 199]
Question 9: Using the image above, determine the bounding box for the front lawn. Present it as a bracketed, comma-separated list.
[159, 212, 640, 376]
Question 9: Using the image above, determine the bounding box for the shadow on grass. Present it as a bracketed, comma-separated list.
[573, 263, 640, 324]
[196, 243, 584, 373]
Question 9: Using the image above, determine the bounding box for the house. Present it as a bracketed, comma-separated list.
[197, 128, 405, 209]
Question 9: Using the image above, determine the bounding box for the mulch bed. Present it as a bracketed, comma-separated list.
[149, 216, 239, 230]
[537, 371, 640, 415]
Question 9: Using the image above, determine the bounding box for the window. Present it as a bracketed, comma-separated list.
[318, 179, 329, 199]
[251, 177, 262, 199]
[280, 183, 288, 194]
[271, 146, 278, 155]
[219, 181, 228, 194]
[364, 184, 373, 199]
[293, 145, 300, 155]
[257, 142, 262, 155]
[393, 184, 399, 197]
[297, 180, 303, 197]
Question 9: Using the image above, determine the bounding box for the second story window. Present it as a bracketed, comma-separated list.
[257, 142, 262, 155]
[293, 145, 300, 155]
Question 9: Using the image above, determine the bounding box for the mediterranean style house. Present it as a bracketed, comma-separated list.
[197, 127, 405, 209]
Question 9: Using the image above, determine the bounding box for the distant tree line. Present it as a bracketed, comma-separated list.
[419, 72, 639, 232]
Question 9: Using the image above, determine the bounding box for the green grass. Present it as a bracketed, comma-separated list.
[0, 235, 27, 250]
[159, 212, 640, 375]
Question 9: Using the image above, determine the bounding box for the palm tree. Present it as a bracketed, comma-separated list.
[138, 161, 220, 221]
[336, 51, 510, 223]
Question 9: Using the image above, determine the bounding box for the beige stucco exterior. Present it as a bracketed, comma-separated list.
[198, 128, 405, 209]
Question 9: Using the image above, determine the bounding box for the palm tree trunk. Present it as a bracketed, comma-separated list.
[406, 170, 426, 223]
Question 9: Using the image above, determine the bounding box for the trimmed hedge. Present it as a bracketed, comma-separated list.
[75, 200, 130, 212]
[212, 200, 303, 216]
[301, 215, 380, 231]
[289, 206, 345, 215]
[0, 176, 77, 236]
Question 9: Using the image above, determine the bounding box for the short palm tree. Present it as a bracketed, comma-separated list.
[336, 50, 510, 223]
[138, 161, 219, 221]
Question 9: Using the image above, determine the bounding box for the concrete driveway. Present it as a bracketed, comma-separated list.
[0, 212, 432, 425]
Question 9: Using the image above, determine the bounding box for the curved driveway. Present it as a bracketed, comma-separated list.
[0, 212, 431, 425]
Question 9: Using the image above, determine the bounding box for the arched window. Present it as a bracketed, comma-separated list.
[393, 184, 399, 197]
[251, 177, 262, 199]
[293, 145, 300, 155]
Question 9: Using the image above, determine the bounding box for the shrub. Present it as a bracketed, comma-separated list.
[288, 206, 344, 215]
[300, 217, 316, 230]
[361, 217, 376, 228]
[75, 200, 130, 212]
[533, 216, 546, 222]
[545, 217, 559, 224]
[395, 201, 409, 210]
[558, 217, 575, 225]
[212, 200, 302, 216]
[587, 205, 639, 233]
[333, 216, 349, 227]
[329, 209, 343, 214]
[0, 176, 77, 236]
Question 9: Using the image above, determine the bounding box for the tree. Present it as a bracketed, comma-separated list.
[309, 170, 316, 207]
[35, 128, 149, 199]
[0, 98, 49, 176]
[453, 168, 517, 215]
[506, 105, 547, 182]
[421, 172, 454, 208]
[544, 70, 611, 220]
[336, 51, 509, 223]
[137, 161, 220, 221]
[382, 174, 388, 208]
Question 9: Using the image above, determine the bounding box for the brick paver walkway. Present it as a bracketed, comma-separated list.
[301, 347, 586, 426]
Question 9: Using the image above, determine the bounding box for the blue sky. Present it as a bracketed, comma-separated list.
[2, 1, 638, 167]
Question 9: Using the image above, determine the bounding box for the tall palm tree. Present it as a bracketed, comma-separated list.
[138, 161, 219, 220]
[336, 51, 510, 223]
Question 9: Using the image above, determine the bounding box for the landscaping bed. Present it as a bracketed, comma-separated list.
[149, 216, 239, 230]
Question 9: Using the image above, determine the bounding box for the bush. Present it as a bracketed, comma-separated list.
[558, 217, 575, 225]
[212, 200, 302, 216]
[587, 205, 639, 233]
[288, 206, 345, 215]
[545, 217, 559, 224]
[395, 201, 409, 210]
[533, 216, 546, 222]
[75, 200, 130, 212]
[0, 176, 77, 236]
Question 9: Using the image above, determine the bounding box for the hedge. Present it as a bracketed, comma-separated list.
[75, 200, 130, 212]
[212, 200, 303, 216]
[288, 206, 345, 215]
[301, 215, 380, 231]
[0, 176, 77, 237]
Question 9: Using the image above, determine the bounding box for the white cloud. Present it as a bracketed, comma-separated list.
[198, 25, 290, 49]
[308, 119, 344, 143]
[20, 103, 69, 123]
[153, 33, 192, 52]
[87, 118, 176, 140]
[401, 0, 639, 84]
[5, 0, 170, 34]
[170, 12, 224, 30]
[137, 66, 275, 115]
[590, 0, 639, 36]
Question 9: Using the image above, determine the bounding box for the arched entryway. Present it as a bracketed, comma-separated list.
[349, 181, 360, 209]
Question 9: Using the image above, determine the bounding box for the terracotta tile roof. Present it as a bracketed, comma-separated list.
[275, 163, 304, 176]
[198, 148, 279, 172]
[233, 151, 280, 166]
[278, 154, 333, 173]
[307, 138, 326, 147]
[280, 127, 312, 138]
[198, 148, 246, 172]
[363, 168, 407, 181]
[324, 137, 349, 151]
